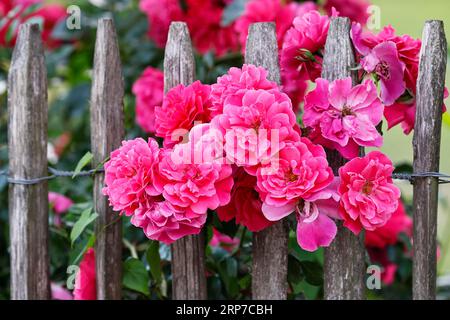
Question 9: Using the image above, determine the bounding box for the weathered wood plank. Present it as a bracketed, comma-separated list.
[164, 22, 207, 300]
[322, 17, 366, 300]
[8, 23, 50, 300]
[91, 18, 124, 300]
[245, 22, 288, 300]
[412, 20, 447, 300]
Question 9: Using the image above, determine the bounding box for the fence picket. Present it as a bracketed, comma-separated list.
[164, 22, 208, 300]
[412, 20, 447, 300]
[8, 23, 50, 300]
[245, 22, 288, 300]
[321, 17, 366, 300]
[90, 18, 125, 300]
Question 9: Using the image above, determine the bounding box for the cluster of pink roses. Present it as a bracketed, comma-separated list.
[135, 1, 447, 137]
[105, 63, 401, 251]
[134, 0, 373, 126]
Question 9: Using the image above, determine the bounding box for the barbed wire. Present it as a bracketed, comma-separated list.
[1, 167, 450, 185]
[0, 167, 104, 185]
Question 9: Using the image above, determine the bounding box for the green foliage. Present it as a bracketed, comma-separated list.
[123, 258, 150, 297]
[70, 207, 98, 245]
[72, 151, 93, 178]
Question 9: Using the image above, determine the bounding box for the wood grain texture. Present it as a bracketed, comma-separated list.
[91, 18, 124, 300]
[8, 23, 50, 300]
[164, 22, 207, 300]
[245, 22, 288, 300]
[321, 17, 366, 300]
[412, 20, 447, 300]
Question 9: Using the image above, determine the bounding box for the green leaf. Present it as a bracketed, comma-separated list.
[123, 258, 150, 296]
[70, 207, 98, 245]
[6, 19, 19, 43]
[221, 0, 248, 27]
[300, 260, 323, 286]
[146, 241, 162, 285]
[218, 258, 239, 297]
[20, 3, 42, 18]
[72, 151, 93, 178]
[288, 255, 304, 285]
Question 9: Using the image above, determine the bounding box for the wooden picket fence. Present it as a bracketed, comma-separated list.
[6, 16, 447, 300]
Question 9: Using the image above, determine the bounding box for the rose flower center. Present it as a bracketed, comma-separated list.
[375, 60, 390, 80]
[362, 180, 374, 195]
[342, 105, 354, 116]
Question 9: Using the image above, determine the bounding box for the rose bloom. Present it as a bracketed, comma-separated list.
[295, 178, 340, 252]
[323, 0, 371, 25]
[210, 228, 240, 252]
[131, 198, 207, 244]
[365, 200, 412, 248]
[217, 167, 273, 232]
[338, 151, 401, 234]
[210, 64, 278, 117]
[103, 138, 161, 216]
[185, 0, 239, 56]
[352, 24, 421, 94]
[280, 10, 331, 83]
[48, 192, 73, 227]
[132, 67, 164, 133]
[154, 134, 234, 215]
[235, 0, 316, 51]
[51, 283, 73, 300]
[303, 77, 384, 159]
[1, 1, 66, 48]
[139, 0, 184, 48]
[349, 23, 440, 134]
[73, 248, 96, 300]
[257, 138, 334, 217]
[155, 81, 213, 147]
[212, 88, 298, 171]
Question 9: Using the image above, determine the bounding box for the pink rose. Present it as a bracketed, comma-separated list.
[212, 88, 298, 171]
[49, 192, 73, 214]
[155, 81, 213, 147]
[304, 77, 384, 159]
[210, 228, 239, 252]
[185, 0, 239, 56]
[154, 133, 234, 215]
[210, 64, 278, 117]
[131, 198, 206, 244]
[338, 151, 401, 234]
[103, 138, 161, 216]
[256, 138, 336, 251]
[280, 10, 331, 83]
[139, 0, 184, 48]
[74, 248, 96, 300]
[361, 41, 406, 106]
[257, 138, 334, 218]
[217, 167, 273, 232]
[48, 192, 73, 227]
[365, 200, 412, 248]
[323, 0, 371, 25]
[352, 24, 421, 93]
[132, 67, 164, 133]
[51, 283, 73, 300]
[295, 179, 340, 252]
